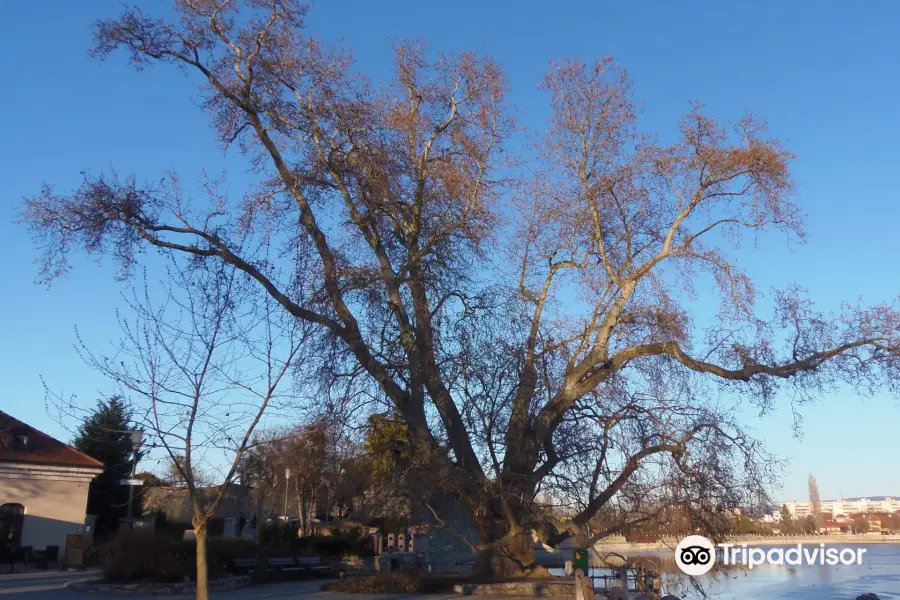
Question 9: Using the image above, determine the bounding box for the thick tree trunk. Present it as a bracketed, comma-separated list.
[473, 526, 551, 579]
[194, 520, 209, 600]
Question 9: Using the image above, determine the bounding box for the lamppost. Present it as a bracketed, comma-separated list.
[283, 467, 291, 520]
[126, 430, 143, 529]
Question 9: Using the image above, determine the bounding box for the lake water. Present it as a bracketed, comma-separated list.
[562, 544, 900, 599]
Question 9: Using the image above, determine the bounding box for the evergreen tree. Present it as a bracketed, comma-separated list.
[73, 397, 142, 539]
[779, 504, 794, 533]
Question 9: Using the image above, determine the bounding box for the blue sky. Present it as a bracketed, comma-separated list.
[1, 1, 898, 502]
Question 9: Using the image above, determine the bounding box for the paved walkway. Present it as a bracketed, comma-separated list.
[0, 572, 540, 600]
[0, 570, 101, 597]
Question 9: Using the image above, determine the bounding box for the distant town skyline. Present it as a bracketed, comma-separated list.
[774, 496, 900, 522]
[780, 495, 900, 503]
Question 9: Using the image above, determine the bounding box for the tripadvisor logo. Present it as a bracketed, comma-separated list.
[674, 535, 868, 575]
[675, 535, 716, 575]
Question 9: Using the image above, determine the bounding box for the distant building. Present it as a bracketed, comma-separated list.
[770, 496, 900, 521]
[0, 411, 103, 554]
[820, 521, 844, 534]
[142, 483, 255, 537]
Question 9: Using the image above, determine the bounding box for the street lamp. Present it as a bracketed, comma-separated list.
[283, 467, 291, 520]
[126, 430, 143, 528]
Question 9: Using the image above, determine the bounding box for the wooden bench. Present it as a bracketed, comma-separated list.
[294, 556, 329, 572]
[231, 558, 259, 573]
[268, 557, 297, 572]
[230, 556, 328, 575]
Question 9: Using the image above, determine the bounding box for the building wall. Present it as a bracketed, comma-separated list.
[143, 485, 253, 524]
[773, 497, 900, 520]
[0, 475, 90, 551]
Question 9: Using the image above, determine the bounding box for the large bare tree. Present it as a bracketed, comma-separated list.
[21, 0, 899, 577]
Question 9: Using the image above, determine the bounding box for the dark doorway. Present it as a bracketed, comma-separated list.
[0, 503, 25, 552]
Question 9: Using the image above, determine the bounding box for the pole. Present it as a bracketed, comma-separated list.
[283, 468, 291, 520]
[125, 431, 144, 531]
[127, 451, 137, 528]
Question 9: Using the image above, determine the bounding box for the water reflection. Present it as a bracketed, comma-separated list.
[554, 544, 900, 599]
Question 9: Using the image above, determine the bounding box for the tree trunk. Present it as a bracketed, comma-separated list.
[194, 519, 209, 600]
[473, 525, 552, 579]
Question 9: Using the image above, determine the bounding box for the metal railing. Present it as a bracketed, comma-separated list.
[589, 570, 661, 595]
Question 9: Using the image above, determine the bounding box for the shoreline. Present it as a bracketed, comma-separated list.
[591, 535, 899, 554]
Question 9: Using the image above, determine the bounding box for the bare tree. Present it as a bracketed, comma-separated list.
[244, 419, 361, 536]
[54, 256, 307, 600]
[21, 0, 900, 578]
[808, 473, 823, 531]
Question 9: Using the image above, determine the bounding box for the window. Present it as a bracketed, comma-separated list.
[0, 503, 25, 551]
[7, 428, 30, 450]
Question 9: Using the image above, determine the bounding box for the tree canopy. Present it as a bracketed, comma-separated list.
[21, 0, 900, 576]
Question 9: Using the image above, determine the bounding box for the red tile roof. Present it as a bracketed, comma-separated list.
[0, 411, 103, 469]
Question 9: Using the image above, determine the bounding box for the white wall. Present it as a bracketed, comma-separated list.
[0, 476, 90, 551]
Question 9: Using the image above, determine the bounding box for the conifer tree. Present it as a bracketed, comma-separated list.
[73, 397, 141, 538]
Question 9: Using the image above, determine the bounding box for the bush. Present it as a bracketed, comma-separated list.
[172, 538, 259, 573]
[82, 544, 102, 567]
[325, 573, 475, 594]
[101, 532, 259, 583]
[258, 520, 299, 545]
[159, 520, 193, 538]
[327, 572, 423, 593]
[289, 528, 373, 557]
[101, 531, 197, 583]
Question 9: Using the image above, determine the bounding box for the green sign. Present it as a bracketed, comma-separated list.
[572, 547, 589, 573]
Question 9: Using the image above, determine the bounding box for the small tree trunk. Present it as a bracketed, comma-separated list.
[296, 489, 307, 537]
[194, 519, 210, 600]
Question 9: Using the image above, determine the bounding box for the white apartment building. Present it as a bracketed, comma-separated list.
[772, 496, 900, 520]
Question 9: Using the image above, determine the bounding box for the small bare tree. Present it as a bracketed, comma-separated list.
[808, 474, 823, 531]
[64, 256, 307, 600]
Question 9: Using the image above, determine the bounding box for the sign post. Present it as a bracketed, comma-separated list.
[121, 431, 144, 530]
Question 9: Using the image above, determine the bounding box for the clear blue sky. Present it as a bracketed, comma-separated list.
[1, 1, 898, 502]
